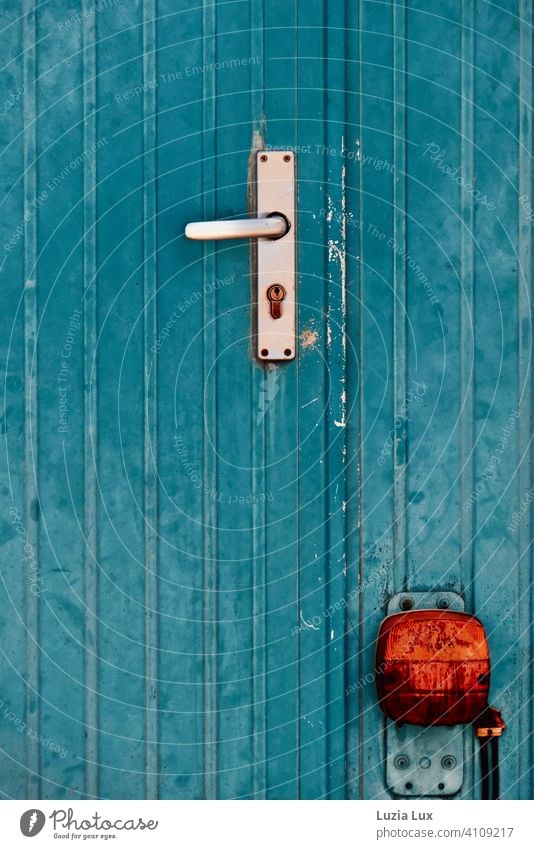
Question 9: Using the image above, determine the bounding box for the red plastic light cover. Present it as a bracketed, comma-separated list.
[375, 610, 490, 726]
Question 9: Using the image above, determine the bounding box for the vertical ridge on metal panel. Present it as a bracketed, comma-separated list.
[215, 0, 258, 799]
[156, 1, 204, 801]
[82, 0, 98, 800]
[296, 0, 328, 800]
[96, 0, 146, 799]
[459, 0, 476, 800]
[359, 0, 396, 801]
[516, 0, 533, 802]
[0, 0, 27, 799]
[324, 0, 349, 799]
[143, 0, 159, 801]
[401, 0, 467, 796]
[392, 0, 407, 589]
[202, 0, 218, 801]
[251, 0, 267, 799]
[345, 0, 362, 802]
[23, 0, 39, 800]
[38, 0, 86, 799]
[472, 2, 521, 801]
[263, 0, 299, 799]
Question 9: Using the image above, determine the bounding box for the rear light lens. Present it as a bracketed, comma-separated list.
[375, 610, 490, 726]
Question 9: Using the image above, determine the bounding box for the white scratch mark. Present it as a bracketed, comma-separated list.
[300, 611, 319, 631]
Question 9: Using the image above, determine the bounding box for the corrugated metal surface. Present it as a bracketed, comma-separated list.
[353, 0, 533, 800]
[0, 0, 532, 800]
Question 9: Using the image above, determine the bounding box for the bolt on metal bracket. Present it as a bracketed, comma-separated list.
[384, 591, 465, 798]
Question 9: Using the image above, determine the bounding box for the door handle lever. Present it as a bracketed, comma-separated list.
[183, 150, 295, 361]
[185, 214, 288, 241]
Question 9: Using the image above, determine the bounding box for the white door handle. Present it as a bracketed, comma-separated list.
[185, 214, 288, 241]
[184, 150, 295, 361]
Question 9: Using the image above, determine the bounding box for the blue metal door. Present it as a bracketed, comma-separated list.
[0, 0, 532, 800]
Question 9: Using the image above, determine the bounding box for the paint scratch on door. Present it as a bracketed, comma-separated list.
[327, 146, 348, 432]
[300, 326, 319, 349]
[300, 611, 319, 631]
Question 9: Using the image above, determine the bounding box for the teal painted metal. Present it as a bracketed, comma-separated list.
[0, 0, 532, 800]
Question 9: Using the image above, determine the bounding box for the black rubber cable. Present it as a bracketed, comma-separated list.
[479, 735, 500, 800]
[490, 736, 500, 800]
[480, 736, 491, 800]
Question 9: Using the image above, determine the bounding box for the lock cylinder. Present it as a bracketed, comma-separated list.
[267, 284, 286, 319]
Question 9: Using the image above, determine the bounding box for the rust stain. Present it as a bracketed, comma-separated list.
[300, 327, 319, 349]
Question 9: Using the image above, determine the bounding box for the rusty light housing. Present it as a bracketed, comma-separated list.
[375, 609, 490, 726]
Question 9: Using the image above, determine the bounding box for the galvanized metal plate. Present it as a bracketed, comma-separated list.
[384, 592, 465, 798]
[256, 150, 295, 361]
[387, 591, 465, 616]
[386, 723, 464, 798]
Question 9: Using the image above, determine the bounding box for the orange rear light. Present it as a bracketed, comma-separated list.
[375, 610, 490, 726]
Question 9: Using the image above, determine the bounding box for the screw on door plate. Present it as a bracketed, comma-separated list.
[267, 284, 286, 319]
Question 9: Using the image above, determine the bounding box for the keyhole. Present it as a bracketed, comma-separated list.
[267, 284, 286, 319]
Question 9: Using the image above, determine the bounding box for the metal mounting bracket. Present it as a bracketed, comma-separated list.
[185, 150, 296, 362]
[384, 591, 465, 798]
[256, 151, 295, 361]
